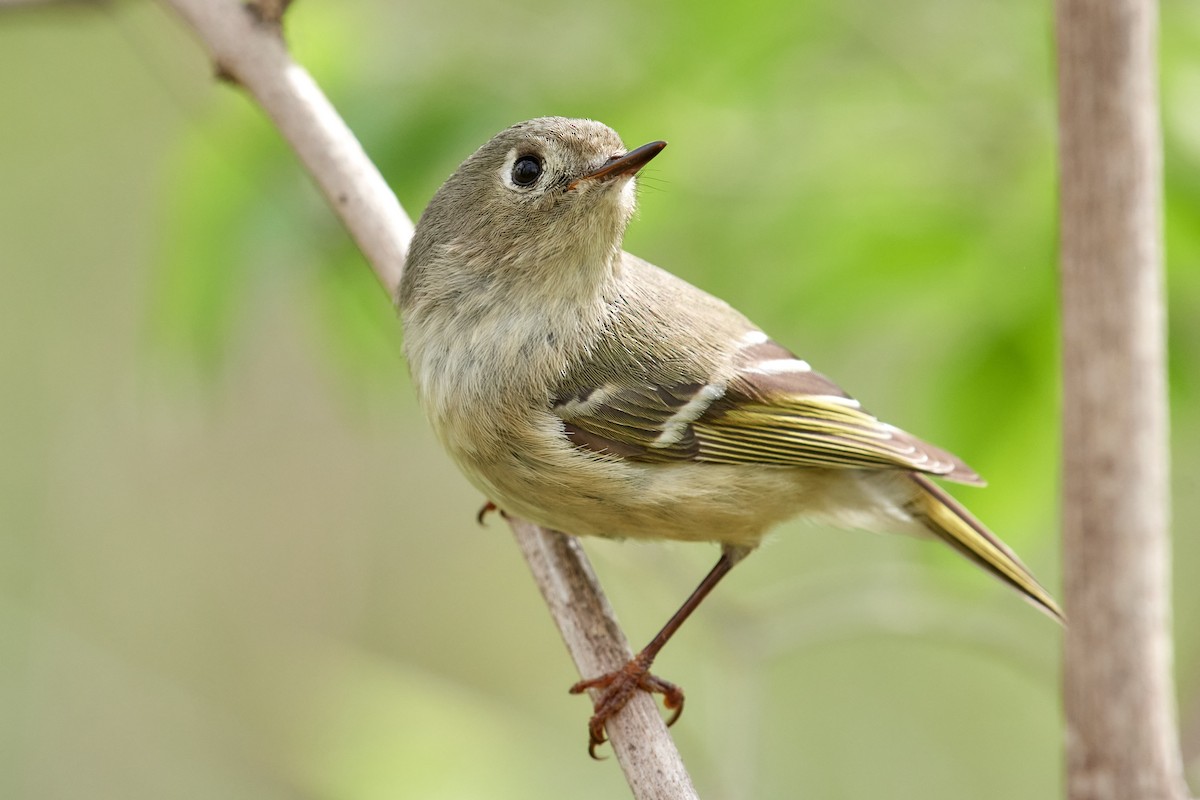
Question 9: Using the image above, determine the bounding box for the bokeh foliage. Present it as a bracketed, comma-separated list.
[2, 0, 1198, 798]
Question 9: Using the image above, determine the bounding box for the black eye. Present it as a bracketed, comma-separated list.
[511, 155, 543, 187]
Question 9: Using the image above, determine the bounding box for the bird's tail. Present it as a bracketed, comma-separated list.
[906, 473, 1064, 623]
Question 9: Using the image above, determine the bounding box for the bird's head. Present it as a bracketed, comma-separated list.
[402, 117, 665, 309]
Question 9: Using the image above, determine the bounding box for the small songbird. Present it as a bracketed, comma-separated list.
[398, 117, 1061, 756]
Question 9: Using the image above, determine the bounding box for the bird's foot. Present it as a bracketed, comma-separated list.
[476, 501, 507, 526]
[568, 653, 685, 759]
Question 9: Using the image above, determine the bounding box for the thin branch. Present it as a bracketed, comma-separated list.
[510, 521, 699, 798]
[158, 1, 698, 797]
[1056, 0, 1193, 798]
[163, 0, 410, 300]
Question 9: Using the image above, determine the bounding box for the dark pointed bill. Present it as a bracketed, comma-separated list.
[575, 140, 667, 186]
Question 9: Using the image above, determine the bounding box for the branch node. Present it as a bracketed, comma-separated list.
[213, 61, 239, 85]
[243, 0, 290, 31]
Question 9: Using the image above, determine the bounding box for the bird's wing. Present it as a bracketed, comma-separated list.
[551, 333, 983, 485]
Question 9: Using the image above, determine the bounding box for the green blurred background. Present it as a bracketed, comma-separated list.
[2, 1, 1198, 797]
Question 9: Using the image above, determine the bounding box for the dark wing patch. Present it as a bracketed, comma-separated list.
[551, 382, 709, 462]
[562, 422, 656, 459]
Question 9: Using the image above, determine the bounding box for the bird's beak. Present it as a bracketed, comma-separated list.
[571, 141, 667, 189]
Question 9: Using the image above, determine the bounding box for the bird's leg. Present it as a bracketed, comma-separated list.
[569, 547, 744, 758]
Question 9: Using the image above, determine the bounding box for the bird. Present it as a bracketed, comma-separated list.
[397, 116, 1062, 757]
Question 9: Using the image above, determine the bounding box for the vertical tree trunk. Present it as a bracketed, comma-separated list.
[1056, 2, 1190, 799]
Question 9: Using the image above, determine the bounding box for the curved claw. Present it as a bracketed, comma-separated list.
[476, 501, 498, 526]
[642, 674, 685, 727]
[586, 723, 609, 760]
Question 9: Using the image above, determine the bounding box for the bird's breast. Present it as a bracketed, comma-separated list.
[405, 305, 576, 457]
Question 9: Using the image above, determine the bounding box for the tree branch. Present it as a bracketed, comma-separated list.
[163, 0, 410, 300]
[1056, 0, 1193, 798]
[158, 1, 697, 797]
[510, 521, 699, 797]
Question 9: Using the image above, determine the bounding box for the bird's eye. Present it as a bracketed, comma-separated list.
[511, 155, 543, 187]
